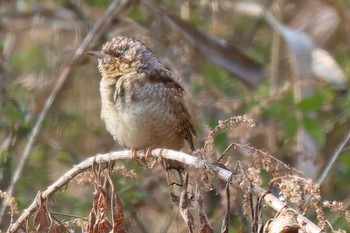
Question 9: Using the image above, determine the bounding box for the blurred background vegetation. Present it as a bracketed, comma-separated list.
[1, 0, 350, 232]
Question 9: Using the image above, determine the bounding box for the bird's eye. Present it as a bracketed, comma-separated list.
[113, 49, 124, 57]
[101, 57, 110, 65]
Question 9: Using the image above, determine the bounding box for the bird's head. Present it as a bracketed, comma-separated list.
[87, 36, 161, 80]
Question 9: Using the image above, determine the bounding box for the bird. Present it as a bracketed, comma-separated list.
[86, 36, 196, 205]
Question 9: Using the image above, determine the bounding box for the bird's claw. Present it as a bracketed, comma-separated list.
[131, 149, 142, 166]
[131, 148, 158, 169]
[144, 148, 158, 169]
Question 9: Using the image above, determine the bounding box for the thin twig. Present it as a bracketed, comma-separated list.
[218, 143, 235, 162]
[0, 0, 130, 226]
[232, 142, 303, 176]
[302, 130, 350, 209]
[49, 214, 71, 233]
[8, 149, 324, 233]
[50, 212, 88, 221]
[317, 130, 350, 185]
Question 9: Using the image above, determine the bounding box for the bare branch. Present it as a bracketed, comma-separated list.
[8, 149, 324, 233]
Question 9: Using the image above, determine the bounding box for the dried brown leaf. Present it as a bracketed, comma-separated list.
[251, 194, 263, 233]
[34, 206, 49, 232]
[108, 169, 124, 232]
[88, 162, 113, 233]
[221, 179, 230, 233]
[48, 222, 58, 233]
[98, 218, 113, 233]
[34, 193, 50, 233]
[197, 187, 214, 233]
[87, 162, 125, 233]
[179, 172, 194, 233]
[265, 209, 299, 233]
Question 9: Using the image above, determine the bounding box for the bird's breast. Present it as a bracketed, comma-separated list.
[100, 78, 184, 150]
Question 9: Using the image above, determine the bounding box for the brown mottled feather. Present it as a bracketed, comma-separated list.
[90, 36, 196, 205]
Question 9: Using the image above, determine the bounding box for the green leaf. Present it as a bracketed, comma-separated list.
[3, 102, 25, 124]
[255, 83, 269, 96]
[297, 92, 325, 112]
[302, 116, 325, 145]
[265, 102, 285, 118]
[264, 98, 298, 137]
[281, 114, 298, 137]
[215, 132, 228, 151]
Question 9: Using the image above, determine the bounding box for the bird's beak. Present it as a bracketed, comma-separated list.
[85, 51, 105, 59]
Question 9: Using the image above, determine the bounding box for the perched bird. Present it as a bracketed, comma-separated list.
[87, 36, 196, 205]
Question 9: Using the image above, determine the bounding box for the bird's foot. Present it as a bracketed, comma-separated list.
[130, 148, 157, 168]
[144, 148, 158, 169]
[131, 148, 142, 166]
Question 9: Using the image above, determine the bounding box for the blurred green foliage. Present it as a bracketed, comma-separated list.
[84, 0, 109, 6]
[264, 92, 299, 138]
[1, 84, 32, 147]
[10, 46, 46, 71]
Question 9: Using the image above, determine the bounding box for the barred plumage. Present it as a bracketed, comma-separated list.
[88, 36, 196, 205]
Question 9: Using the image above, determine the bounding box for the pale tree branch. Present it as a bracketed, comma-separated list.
[8, 149, 324, 233]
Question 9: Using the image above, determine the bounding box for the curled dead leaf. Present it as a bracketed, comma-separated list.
[264, 209, 299, 233]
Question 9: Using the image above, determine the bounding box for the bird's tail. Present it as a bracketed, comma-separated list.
[163, 159, 195, 206]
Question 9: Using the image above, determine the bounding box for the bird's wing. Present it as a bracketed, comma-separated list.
[119, 70, 196, 150]
[153, 69, 196, 150]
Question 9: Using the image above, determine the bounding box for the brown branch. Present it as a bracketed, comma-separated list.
[8, 149, 324, 233]
[0, 0, 130, 226]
